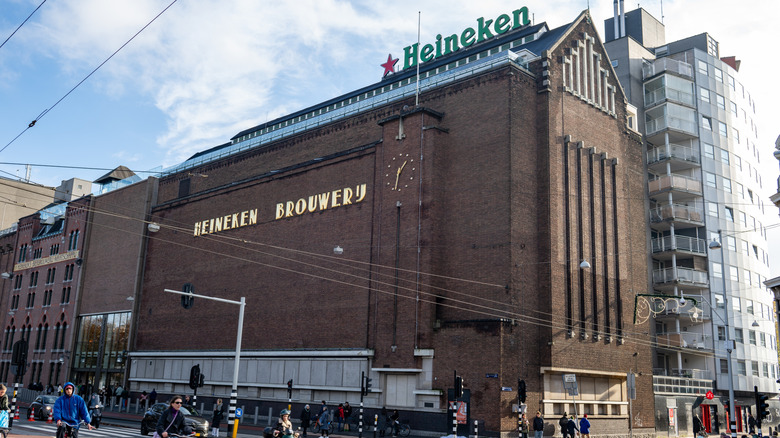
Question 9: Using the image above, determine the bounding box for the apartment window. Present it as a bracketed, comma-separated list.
[733, 129, 740, 144]
[698, 60, 708, 75]
[726, 236, 736, 251]
[722, 178, 732, 193]
[708, 202, 719, 217]
[735, 181, 744, 197]
[744, 270, 752, 285]
[749, 330, 757, 345]
[705, 172, 717, 187]
[700, 87, 710, 103]
[718, 121, 728, 137]
[751, 362, 759, 376]
[702, 116, 712, 130]
[714, 67, 723, 82]
[720, 149, 729, 164]
[60, 287, 71, 304]
[735, 329, 744, 343]
[717, 326, 726, 341]
[752, 245, 759, 259]
[763, 363, 769, 377]
[29, 271, 38, 288]
[740, 241, 749, 256]
[720, 359, 728, 374]
[712, 263, 723, 278]
[716, 94, 725, 109]
[760, 333, 767, 347]
[704, 143, 715, 159]
[714, 293, 725, 308]
[728, 75, 736, 90]
[739, 211, 747, 227]
[730, 101, 737, 116]
[728, 266, 739, 282]
[724, 207, 734, 222]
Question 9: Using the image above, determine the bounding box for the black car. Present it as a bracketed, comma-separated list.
[140, 403, 209, 436]
[27, 395, 57, 421]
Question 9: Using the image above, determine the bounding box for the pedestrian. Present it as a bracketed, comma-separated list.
[319, 400, 327, 414]
[533, 411, 545, 438]
[566, 416, 579, 438]
[211, 399, 225, 437]
[300, 404, 311, 438]
[343, 402, 353, 430]
[378, 407, 387, 437]
[184, 395, 191, 406]
[150, 388, 158, 405]
[390, 410, 400, 437]
[520, 413, 529, 438]
[559, 413, 569, 438]
[579, 414, 591, 438]
[693, 414, 703, 437]
[318, 406, 330, 438]
[0, 384, 9, 427]
[337, 403, 345, 431]
[749, 414, 756, 434]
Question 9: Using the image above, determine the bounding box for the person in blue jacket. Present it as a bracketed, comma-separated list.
[579, 414, 591, 438]
[53, 382, 93, 438]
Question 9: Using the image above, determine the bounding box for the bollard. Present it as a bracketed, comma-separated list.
[28, 407, 35, 421]
[268, 407, 273, 426]
[374, 414, 378, 438]
[47, 408, 53, 423]
[135, 398, 139, 414]
[254, 406, 259, 425]
[452, 404, 457, 437]
[474, 420, 479, 438]
[14, 405, 20, 420]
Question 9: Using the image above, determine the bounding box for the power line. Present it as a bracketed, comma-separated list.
[0, 0, 179, 155]
[0, 0, 47, 51]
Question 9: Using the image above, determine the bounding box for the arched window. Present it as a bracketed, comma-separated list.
[35, 324, 42, 350]
[59, 323, 67, 350]
[41, 324, 49, 350]
[52, 323, 60, 351]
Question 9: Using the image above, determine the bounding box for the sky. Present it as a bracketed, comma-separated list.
[0, 0, 779, 270]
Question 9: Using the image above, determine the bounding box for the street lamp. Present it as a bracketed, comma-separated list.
[708, 231, 736, 438]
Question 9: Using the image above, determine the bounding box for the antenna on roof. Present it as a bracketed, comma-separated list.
[415, 11, 421, 107]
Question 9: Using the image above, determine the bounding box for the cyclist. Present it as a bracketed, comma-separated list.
[156, 396, 192, 438]
[53, 382, 93, 438]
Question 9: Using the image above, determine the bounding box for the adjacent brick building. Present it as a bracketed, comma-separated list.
[129, 9, 653, 437]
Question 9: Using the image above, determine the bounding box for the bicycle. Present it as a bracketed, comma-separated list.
[311, 414, 334, 434]
[385, 421, 411, 437]
[56, 420, 91, 438]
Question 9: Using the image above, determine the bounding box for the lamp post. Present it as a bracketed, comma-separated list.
[708, 231, 736, 438]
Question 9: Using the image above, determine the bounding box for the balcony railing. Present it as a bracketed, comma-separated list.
[646, 115, 697, 137]
[653, 372, 713, 395]
[656, 332, 714, 350]
[648, 175, 702, 195]
[653, 267, 709, 286]
[647, 143, 700, 165]
[650, 204, 704, 223]
[652, 235, 708, 255]
[645, 87, 695, 108]
[643, 58, 694, 80]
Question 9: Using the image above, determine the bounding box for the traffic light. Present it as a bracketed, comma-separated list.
[181, 283, 194, 309]
[455, 376, 464, 398]
[518, 379, 527, 403]
[199, 373, 205, 388]
[362, 373, 373, 396]
[287, 379, 293, 398]
[758, 393, 770, 422]
[189, 364, 201, 389]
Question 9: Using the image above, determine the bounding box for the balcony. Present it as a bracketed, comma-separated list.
[644, 86, 695, 109]
[647, 143, 700, 172]
[653, 370, 713, 395]
[655, 332, 714, 351]
[652, 235, 708, 259]
[646, 114, 698, 141]
[653, 266, 709, 289]
[643, 58, 694, 80]
[653, 297, 711, 321]
[648, 175, 702, 200]
[650, 204, 704, 230]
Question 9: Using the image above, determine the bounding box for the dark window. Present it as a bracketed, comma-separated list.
[178, 178, 191, 198]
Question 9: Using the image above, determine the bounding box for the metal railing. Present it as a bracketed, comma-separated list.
[652, 235, 708, 255]
[645, 86, 695, 108]
[650, 204, 704, 223]
[656, 332, 714, 350]
[647, 143, 700, 165]
[648, 175, 702, 195]
[643, 58, 694, 80]
[653, 267, 709, 286]
[646, 115, 697, 137]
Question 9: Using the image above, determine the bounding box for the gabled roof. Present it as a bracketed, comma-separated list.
[94, 165, 136, 184]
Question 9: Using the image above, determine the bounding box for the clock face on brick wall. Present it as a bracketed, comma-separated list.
[385, 152, 416, 192]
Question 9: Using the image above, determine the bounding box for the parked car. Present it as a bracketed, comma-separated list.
[140, 403, 209, 436]
[28, 395, 57, 421]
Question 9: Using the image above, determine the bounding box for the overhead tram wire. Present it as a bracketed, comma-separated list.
[0, 0, 179, 155]
[0, 0, 47, 51]
[0, 162, 163, 176]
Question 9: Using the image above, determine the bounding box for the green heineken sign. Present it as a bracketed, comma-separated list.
[381, 7, 530, 77]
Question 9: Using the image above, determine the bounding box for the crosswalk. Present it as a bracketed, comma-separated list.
[7, 421, 142, 437]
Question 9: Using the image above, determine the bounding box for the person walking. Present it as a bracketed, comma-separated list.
[533, 411, 545, 438]
[579, 414, 591, 438]
[149, 389, 158, 405]
[378, 407, 388, 437]
[566, 416, 579, 438]
[336, 404, 345, 432]
[211, 398, 225, 437]
[559, 413, 569, 438]
[520, 413, 530, 438]
[53, 382, 93, 438]
[343, 402, 353, 430]
[318, 406, 331, 438]
[300, 404, 312, 438]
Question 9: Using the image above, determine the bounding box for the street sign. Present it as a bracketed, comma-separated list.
[235, 408, 243, 418]
[706, 391, 714, 400]
[563, 374, 577, 383]
[563, 374, 578, 396]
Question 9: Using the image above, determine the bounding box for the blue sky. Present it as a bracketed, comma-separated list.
[1, 0, 779, 269]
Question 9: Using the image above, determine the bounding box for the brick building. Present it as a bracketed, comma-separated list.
[129, 9, 653, 437]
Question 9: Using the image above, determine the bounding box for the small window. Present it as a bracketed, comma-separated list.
[703, 143, 715, 159]
[716, 94, 725, 109]
[735, 329, 744, 344]
[718, 121, 728, 137]
[702, 116, 712, 130]
[700, 87, 710, 103]
[722, 178, 732, 193]
[720, 149, 730, 165]
[714, 67, 723, 82]
[698, 60, 708, 75]
[708, 202, 719, 217]
[705, 172, 717, 187]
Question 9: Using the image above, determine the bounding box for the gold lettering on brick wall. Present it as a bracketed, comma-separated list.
[194, 209, 259, 236]
[14, 250, 79, 271]
[275, 184, 367, 220]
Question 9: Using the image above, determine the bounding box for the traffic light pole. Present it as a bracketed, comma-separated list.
[164, 289, 246, 437]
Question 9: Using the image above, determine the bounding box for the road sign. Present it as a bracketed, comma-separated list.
[235, 408, 243, 418]
[563, 374, 577, 383]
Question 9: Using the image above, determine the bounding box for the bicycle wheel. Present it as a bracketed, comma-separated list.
[328, 423, 334, 434]
[399, 424, 411, 437]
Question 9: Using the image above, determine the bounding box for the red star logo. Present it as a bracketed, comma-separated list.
[381, 54, 398, 78]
